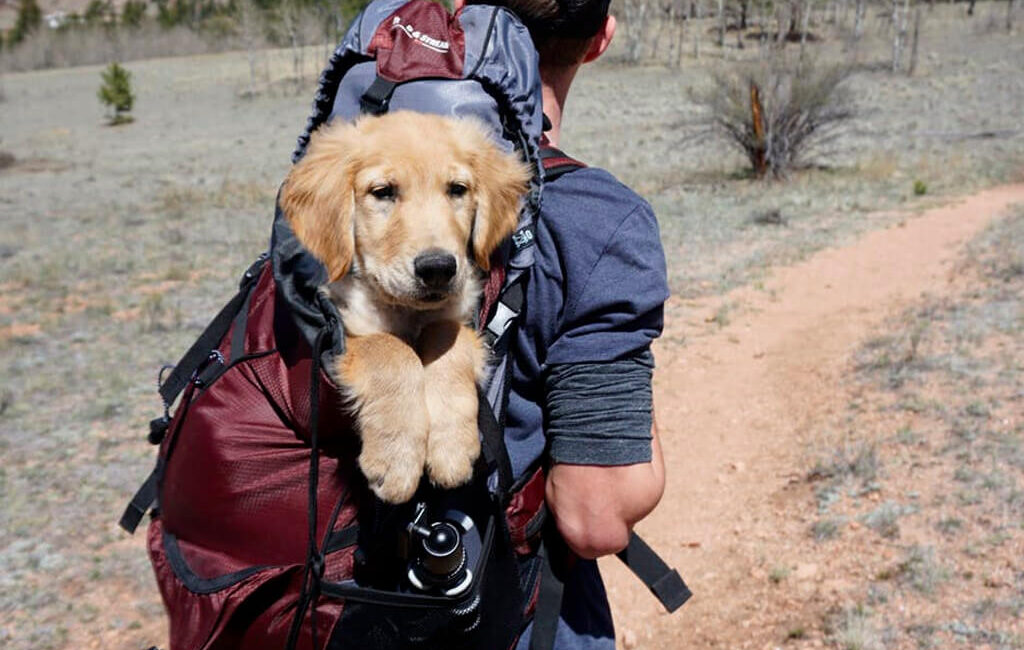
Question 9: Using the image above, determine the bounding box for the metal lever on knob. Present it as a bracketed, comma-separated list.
[406, 504, 472, 596]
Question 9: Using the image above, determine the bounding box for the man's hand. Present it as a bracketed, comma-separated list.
[544, 422, 665, 559]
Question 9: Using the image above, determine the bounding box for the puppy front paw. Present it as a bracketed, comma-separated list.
[359, 438, 427, 504]
[337, 333, 430, 504]
[425, 414, 481, 489]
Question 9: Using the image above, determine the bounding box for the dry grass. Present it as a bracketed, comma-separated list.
[801, 205, 1024, 648]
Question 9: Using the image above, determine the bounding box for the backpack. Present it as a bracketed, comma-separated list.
[119, 2, 690, 648]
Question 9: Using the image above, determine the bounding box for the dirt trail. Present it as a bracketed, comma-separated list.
[601, 184, 1024, 648]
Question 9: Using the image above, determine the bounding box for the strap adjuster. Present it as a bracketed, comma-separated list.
[359, 77, 399, 115]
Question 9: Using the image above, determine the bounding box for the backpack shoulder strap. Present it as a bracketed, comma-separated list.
[616, 532, 692, 612]
[157, 253, 267, 408]
[539, 145, 586, 181]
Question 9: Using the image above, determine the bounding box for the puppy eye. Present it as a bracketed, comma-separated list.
[370, 184, 396, 201]
[447, 182, 469, 198]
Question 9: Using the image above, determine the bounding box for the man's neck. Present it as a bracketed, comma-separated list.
[540, 66, 578, 148]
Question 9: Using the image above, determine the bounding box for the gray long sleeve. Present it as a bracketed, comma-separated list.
[543, 349, 655, 466]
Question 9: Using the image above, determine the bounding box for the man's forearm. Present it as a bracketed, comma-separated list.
[545, 420, 665, 559]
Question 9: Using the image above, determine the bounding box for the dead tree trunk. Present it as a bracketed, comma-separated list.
[717, 0, 726, 46]
[776, 1, 788, 44]
[800, 0, 812, 58]
[1008, 0, 1017, 31]
[669, 0, 686, 66]
[750, 81, 768, 178]
[623, 0, 651, 62]
[240, 0, 263, 97]
[891, 0, 909, 72]
[908, 5, 922, 75]
[282, 0, 305, 89]
[694, 0, 702, 59]
[854, 0, 865, 39]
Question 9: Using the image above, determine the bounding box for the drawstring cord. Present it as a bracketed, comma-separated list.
[285, 323, 333, 650]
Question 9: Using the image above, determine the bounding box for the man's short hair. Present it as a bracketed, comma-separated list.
[467, 0, 611, 67]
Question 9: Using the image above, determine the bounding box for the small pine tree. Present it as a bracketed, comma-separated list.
[98, 62, 136, 125]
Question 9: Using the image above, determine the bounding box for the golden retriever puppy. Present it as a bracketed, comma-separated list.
[280, 111, 530, 504]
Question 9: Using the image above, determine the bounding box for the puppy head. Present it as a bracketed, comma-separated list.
[280, 111, 530, 309]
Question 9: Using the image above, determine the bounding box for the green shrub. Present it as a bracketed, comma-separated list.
[97, 62, 135, 125]
[913, 180, 928, 196]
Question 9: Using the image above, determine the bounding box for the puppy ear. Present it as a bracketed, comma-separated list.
[469, 134, 530, 272]
[280, 123, 358, 282]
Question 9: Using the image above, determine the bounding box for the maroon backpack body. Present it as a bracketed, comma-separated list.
[127, 258, 551, 649]
[145, 262, 355, 649]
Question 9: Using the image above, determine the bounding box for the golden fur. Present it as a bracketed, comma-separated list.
[280, 111, 530, 503]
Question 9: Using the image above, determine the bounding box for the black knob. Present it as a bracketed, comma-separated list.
[420, 522, 465, 578]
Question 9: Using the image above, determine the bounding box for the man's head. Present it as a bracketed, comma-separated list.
[460, 0, 615, 71]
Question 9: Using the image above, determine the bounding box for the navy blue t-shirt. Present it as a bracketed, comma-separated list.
[506, 164, 669, 649]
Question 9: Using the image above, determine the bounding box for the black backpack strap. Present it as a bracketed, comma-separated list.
[616, 532, 692, 612]
[527, 531, 691, 649]
[529, 537, 566, 650]
[478, 387, 515, 494]
[359, 76, 400, 115]
[119, 457, 164, 534]
[539, 145, 586, 181]
[157, 254, 267, 408]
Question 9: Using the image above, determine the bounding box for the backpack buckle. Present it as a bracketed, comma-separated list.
[359, 77, 399, 115]
[192, 350, 225, 388]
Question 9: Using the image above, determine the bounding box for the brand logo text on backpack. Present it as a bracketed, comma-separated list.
[391, 16, 450, 53]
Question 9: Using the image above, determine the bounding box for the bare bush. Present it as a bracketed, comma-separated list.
[695, 59, 855, 178]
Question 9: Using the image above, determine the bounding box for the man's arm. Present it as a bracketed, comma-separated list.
[545, 420, 665, 559]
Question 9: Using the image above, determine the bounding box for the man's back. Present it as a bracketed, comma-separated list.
[506, 160, 670, 649]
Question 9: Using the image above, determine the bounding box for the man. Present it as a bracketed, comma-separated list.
[458, 0, 670, 646]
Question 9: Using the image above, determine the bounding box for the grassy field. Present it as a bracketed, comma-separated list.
[0, 3, 1022, 648]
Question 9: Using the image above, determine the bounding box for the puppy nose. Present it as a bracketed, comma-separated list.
[414, 250, 457, 288]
